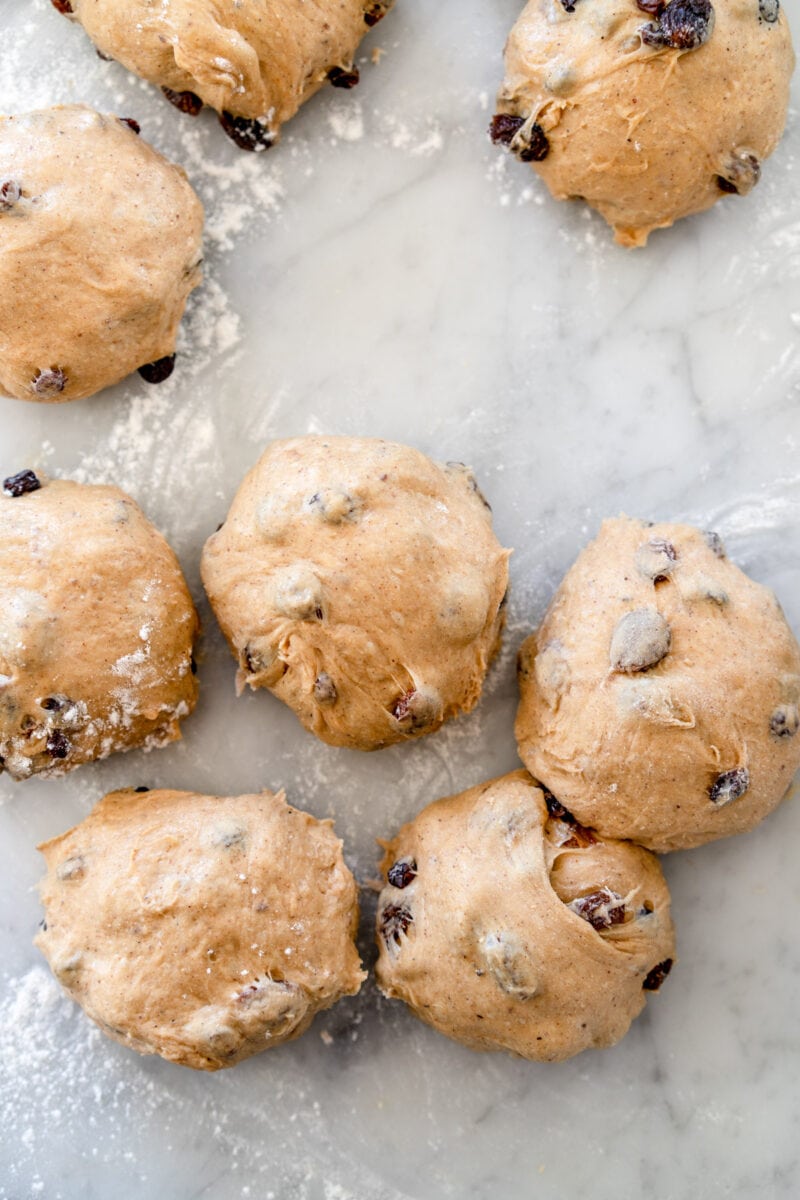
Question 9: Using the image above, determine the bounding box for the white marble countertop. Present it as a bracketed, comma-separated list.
[2, 1, 800, 1197]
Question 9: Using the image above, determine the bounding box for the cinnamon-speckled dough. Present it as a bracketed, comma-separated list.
[492, 0, 795, 246]
[201, 437, 510, 751]
[375, 770, 675, 1061]
[36, 787, 365, 1070]
[54, 0, 393, 149]
[0, 473, 199, 780]
[0, 105, 202, 402]
[516, 517, 800, 851]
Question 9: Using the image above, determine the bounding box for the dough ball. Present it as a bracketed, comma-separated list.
[36, 787, 365, 1070]
[201, 436, 510, 751]
[0, 104, 203, 402]
[375, 770, 674, 1061]
[53, 0, 394, 151]
[491, 0, 795, 246]
[0, 472, 199, 780]
[516, 516, 800, 851]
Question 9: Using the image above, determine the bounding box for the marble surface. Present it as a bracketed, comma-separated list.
[2, 1, 800, 1197]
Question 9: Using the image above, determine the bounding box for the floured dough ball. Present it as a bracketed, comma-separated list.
[516, 517, 800, 851]
[201, 437, 509, 751]
[36, 787, 365, 1070]
[375, 770, 675, 1061]
[52, 0, 394, 151]
[491, 0, 795, 246]
[0, 104, 202, 402]
[0, 472, 199, 780]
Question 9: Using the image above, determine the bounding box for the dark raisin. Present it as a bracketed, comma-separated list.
[542, 787, 572, 821]
[568, 889, 626, 931]
[0, 180, 21, 211]
[328, 66, 360, 89]
[380, 903, 413, 946]
[364, 2, 388, 25]
[391, 689, 437, 730]
[716, 152, 761, 196]
[138, 355, 175, 384]
[709, 767, 750, 806]
[31, 368, 66, 397]
[637, 0, 665, 10]
[46, 730, 70, 759]
[387, 859, 417, 889]
[641, 0, 714, 49]
[558, 0, 582, 10]
[50, 0, 73, 12]
[119, 117, 141, 135]
[758, 0, 779, 20]
[40, 696, 64, 711]
[770, 704, 799, 738]
[643, 958, 673, 990]
[218, 112, 274, 152]
[519, 124, 550, 163]
[3, 469, 41, 497]
[313, 673, 338, 705]
[161, 87, 204, 116]
[703, 530, 726, 557]
[134, 786, 150, 792]
[490, 114, 525, 146]
[610, 608, 671, 673]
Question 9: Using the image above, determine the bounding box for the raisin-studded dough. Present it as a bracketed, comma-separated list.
[491, 0, 795, 246]
[201, 437, 510, 751]
[54, 0, 393, 149]
[516, 517, 800, 851]
[0, 105, 202, 402]
[0, 474, 198, 780]
[375, 770, 674, 1061]
[36, 787, 365, 1070]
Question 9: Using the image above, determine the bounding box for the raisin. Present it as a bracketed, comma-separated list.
[380, 903, 413, 946]
[558, 0, 582, 9]
[364, 2, 389, 25]
[138, 354, 175, 384]
[641, 0, 714, 49]
[387, 859, 417, 889]
[313, 673, 338, 705]
[31, 368, 67, 397]
[0, 180, 21, 211]
[161, 87, 204, 116]
[50, 0, 73, 12]
[40, 696, 65, 711]
[119, 117, 141, 135]
[758, 0, 779, 20]
[218, 112, 274, 152]
[703, 530, 725, 557]
[328, 66, 360, 89]
[46, 730, 70, 759]
[637, 0, 665, 10]
[391, 688, 439, 731]
[3, 469, 41, 497]
[770, 704, 799, 738]
[635, 538, 678, 583]
[519, 126, 550, 163]
[709, 766, 750, 806]
[490, 115, 524, 146]
[134, 786, 150, 792]
[610, 608, 671, 673]
[643, 958, 673, 990]
[568, 889, 626, 931]
[716, 151, 760, 196]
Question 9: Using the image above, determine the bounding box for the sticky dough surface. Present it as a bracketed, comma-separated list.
[0, 105, 203, 403]
[495, 0, 795, 246]
[375, 770, 674, 1061]
[0, 477, 199, 780]
[201, 436, 510, 751]
[515, 516, 800, 851]
[36, 788, 365, 1071]
[62, 0, 392, 139]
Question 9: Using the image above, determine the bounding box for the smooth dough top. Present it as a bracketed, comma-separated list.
[0, 475, 199, 780]
[201, 436, 510, 751]
[516, 516, 800, 851]
[375, 770, 675, 1061]
[0, 104, 203, 402]
[36, 787, 366, 1071]
[62, 0, 391, 139]
[495, 0, 795, 246]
